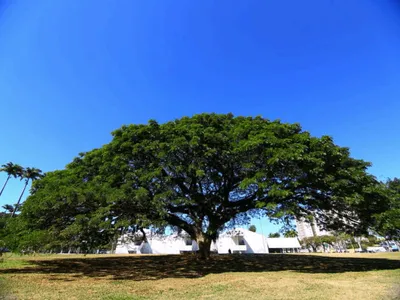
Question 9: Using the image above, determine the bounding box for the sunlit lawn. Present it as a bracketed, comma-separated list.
[0, 252, 399, 299]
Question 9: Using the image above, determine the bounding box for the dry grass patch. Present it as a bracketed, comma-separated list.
[0, 253, 399, 299]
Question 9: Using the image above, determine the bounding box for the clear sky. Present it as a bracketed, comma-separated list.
[0, 1, 399, 234]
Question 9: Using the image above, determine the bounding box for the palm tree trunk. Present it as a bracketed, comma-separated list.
[196, 233, 212, 259]
[0, 175, 11, 197]
[11, 179, 29, 218]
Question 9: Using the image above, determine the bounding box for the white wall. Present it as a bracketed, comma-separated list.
[213, 229, 269, 254]
[243, 230, 269, 253]
[116, 229, 292, 255]
[116, 234, 199, 254]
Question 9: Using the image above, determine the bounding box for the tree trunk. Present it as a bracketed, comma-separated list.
[196, 233, 212, 260]
[11, 179, 29, 218]
[140, 228, 148, 243]
[311, 244, 317, 253]
[0, 175, 11, 197]
[110, 235, 118, 254]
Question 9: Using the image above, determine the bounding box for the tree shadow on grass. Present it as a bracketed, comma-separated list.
[1, 254, 400, 281]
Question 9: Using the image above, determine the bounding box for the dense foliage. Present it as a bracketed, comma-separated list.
[7, 114, 393, 257]
[268, 233, 281, 238]
[373, 178, 400, 239]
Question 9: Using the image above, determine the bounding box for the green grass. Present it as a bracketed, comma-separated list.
[0, 253, 399, 299]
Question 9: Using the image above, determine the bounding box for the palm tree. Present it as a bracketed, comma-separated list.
[0, 162, 24, 197]
[11, 167, 43, 218]
[2, 204, 15, 214]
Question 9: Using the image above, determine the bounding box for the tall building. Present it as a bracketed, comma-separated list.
[295, 216, 330, 240]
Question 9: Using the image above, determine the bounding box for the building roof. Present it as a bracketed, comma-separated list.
[266, 237, 301, 249]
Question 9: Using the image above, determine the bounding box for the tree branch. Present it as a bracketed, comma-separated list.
[165, 213, 196, 237]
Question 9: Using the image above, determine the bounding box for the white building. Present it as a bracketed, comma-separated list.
[115, 230, 199, 255]
[115, 228, 300, 255]
[266, 237, 303, 253]
[216, 228, 269, 254]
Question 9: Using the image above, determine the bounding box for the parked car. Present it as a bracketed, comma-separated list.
[366, 246, 387, 253]
[355, 248, 367, 253]
[381, 241, 399, 252]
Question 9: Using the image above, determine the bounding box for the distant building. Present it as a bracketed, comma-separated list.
[216, 228, 269, 254]
[115, 228, 301, 255]
[266, 237, 303, 253]
[295, 216, 331, 240]
[296, 209, 360, 241]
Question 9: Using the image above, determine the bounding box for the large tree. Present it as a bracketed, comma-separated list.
[20, 114, 381, 258]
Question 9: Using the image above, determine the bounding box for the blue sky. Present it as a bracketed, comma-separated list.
[0, 0, 399, 234]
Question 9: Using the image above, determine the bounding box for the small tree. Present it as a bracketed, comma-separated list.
[248, 225, 257, 232]
[283, 230, 298, 238]
[269, 232, 280, 238]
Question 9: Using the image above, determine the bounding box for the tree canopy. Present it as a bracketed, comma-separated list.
[18, 114, 386, 258]
[372, 178, 400, 239]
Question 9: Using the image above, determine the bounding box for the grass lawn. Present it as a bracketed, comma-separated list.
[0, 252, 399, 299]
